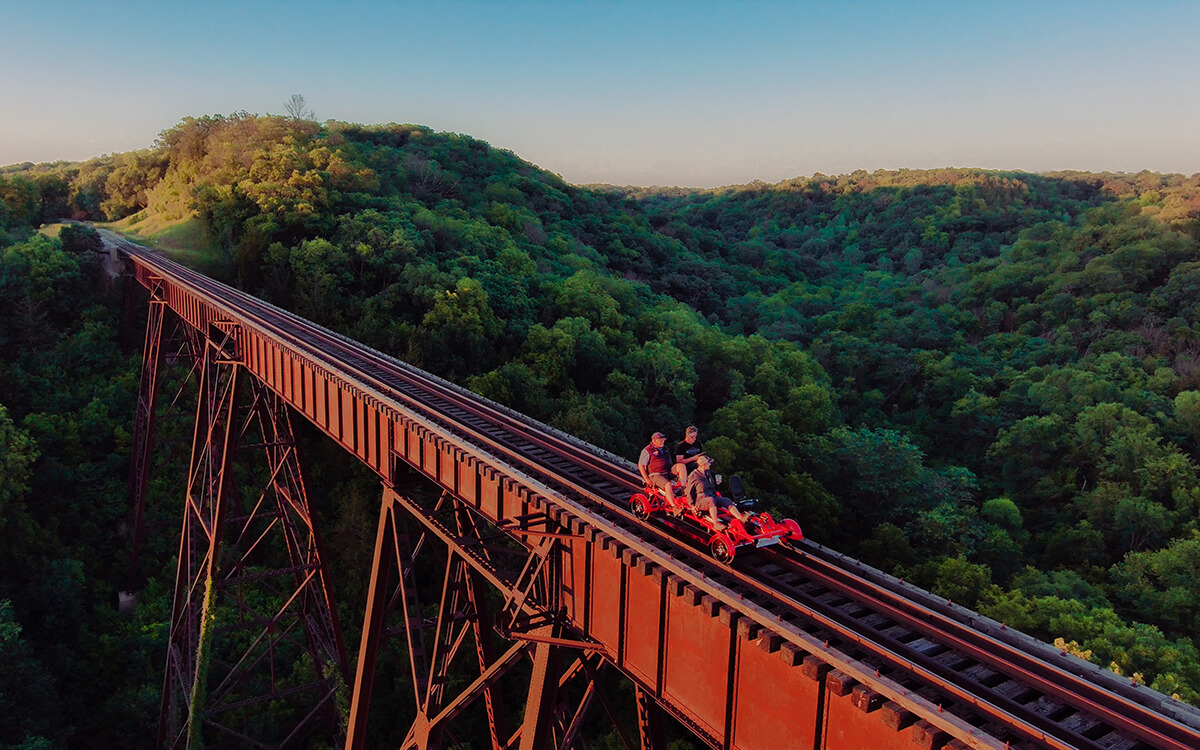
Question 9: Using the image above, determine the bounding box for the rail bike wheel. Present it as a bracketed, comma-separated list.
[630, 494, 650, 520]
[709, 534, 736, 564]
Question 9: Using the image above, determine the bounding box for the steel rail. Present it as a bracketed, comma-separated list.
[267, 315, 1200, 746]
[237, 293, 1180, 750]
[113, 236, 1182, 749]
[111, 234, 1200, 750]
[112, 238, 1013, 747]
[167, 254, 1197, 747]
[271, 272, 1199, 747]
[778, 546, 1200, 750]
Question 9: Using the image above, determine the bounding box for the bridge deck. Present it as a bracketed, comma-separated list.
[112, 230, 1200, 750]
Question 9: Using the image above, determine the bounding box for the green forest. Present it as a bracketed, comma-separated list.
[2, 112, 1200, 747]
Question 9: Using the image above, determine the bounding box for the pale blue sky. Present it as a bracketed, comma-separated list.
[2, 0, 1197, 187]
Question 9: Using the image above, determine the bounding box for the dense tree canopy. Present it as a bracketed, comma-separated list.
[3, 112, 1200, 745]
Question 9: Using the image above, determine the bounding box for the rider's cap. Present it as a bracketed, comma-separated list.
[652, 432, 666, 440]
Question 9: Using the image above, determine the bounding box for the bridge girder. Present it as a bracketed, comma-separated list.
[348, 487, 652, 750]
[115, 239, 1199, 750]
[135, 320, 350, 749]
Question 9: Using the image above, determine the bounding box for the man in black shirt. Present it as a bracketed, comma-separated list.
[674, 425, 704, 483]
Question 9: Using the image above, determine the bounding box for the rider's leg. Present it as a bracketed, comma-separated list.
[698, 494, 724, 530]
[651, 473, 673, 500]
[648, 472, 676, 508]
[716, 496, 750, 523]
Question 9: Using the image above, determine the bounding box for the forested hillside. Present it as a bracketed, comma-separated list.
[0, 210, 152, 746]
[2, 113, 1199, 746]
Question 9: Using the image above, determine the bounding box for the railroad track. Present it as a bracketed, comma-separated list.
[108, 231, 1200, 750]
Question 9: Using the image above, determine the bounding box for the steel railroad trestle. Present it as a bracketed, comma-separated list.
[113, 230, 1200, 750]
[140, 314, 351, 749]
[118, 239, 904, 750]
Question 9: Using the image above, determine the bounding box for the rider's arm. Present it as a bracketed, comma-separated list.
[674, 443, 693, 466]
[683, 474, 697, 505]
[637, 448, 650, 483]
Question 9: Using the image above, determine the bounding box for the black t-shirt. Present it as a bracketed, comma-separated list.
[674, 438, 704, 465]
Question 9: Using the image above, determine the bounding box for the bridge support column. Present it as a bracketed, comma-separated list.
[635, 685, 668, 750]
[464, 559, 509, 750]
[350, 487, 634, 750]
[349, 489, 533, 750]
[157, 326, 348, 749]
[518, 634, 562, 750]
[159, 325, 241, 749]
[125, 291, 206, 601]
[125, 283, 167, 598]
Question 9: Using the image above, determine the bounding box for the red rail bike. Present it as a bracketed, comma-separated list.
[629, 472, 803, 563]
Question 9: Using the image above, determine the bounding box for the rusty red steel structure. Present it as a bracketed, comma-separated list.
[125, 279, 166, 592]
[131, 305, 351, 749]
[123, 240, 875, 749]
[117, 233, 1200, 750]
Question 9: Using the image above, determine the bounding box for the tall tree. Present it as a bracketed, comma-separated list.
[284, 93, 316, 121]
